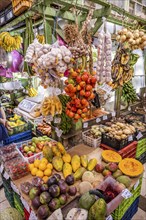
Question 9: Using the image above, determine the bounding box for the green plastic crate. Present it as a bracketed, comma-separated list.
[136, 138, 146, 157]
[112, 177, 142, 220]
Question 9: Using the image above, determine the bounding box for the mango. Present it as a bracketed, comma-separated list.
[71, 155, 80, 172]
[52, 156, 63, 172]
[116, 175, 131, 188]
[88, 198, 106, 220]
[63, 163, 72, 178]
[57, 142, 66, 154]
[87, 158, 97, 171]
[81, 155, 88, 168]
[73, 167, 86, 181]
[62, 153, 71, 163]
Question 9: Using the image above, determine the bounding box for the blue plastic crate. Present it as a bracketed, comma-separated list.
[121, 197, 139, 220]
[4, 130, 32, 145]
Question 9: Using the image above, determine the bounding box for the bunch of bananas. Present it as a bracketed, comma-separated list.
[41, 95, 62, 117]
[36, 35, 45, 44]
[28, 87, 38, 97]
[112, 44, 139, 89]
[0, 32, 22, 52]
[122, 81, 137, 104]
[58, 94, 72, 134]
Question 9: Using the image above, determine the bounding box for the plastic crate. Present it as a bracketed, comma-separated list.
[136, 152, 146, 164]
[112, 177, 142, 220]
[100, 141, 137, 159]
[4, 130, 32, 145]
[8, 121, 32, 136]
[12, 0, 33, 16]
[16, 139, 43, 164]
[136, 138, 146, 158]
[121, 197, 139, 220]
[101, 133, 136, 150]
[125, 113, 145, 123]
[82, 130, 101, 148]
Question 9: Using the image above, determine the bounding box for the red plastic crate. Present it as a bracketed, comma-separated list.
[100, 141, 137, 159]
[24, 208, 30, 220]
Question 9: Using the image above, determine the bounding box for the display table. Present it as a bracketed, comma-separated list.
[1, 144, 143, 220]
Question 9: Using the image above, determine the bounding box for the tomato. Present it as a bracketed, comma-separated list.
[82, 107, 88, 113]
[71, 71, 78, 78]
[77, 109, 82, 115]
[85, 91, 91, 97]
[86, 84, 92, 91]
[79, 81, 86, 88]
[81, 98, 87, 105]
[68, 111, 75, 118]
[76, 76, 82, 83]
[65, 79, 68, 85]
[82, 74, 88, 82]
[74, 114, 80, 119]
[71, 107, 77, 112]
[80, 90, 85, 96]
[77, 85, 81, 91]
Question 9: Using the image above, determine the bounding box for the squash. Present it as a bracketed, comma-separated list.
[118, 158, 144, 177]
[102, 150, 122, 163]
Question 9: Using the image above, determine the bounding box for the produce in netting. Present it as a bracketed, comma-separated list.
[0, 32, 22, 52]
[116, 28, 146, 50]
[111, 44, 139, 88]
[36, 34, 45, 44]
[122, 81, 137, 104]
[96, 30, 112, 84]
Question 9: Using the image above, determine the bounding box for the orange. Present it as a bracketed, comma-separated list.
[41, 158, 48, 164]
[43, 176, 49, 183]
[39, 163, 47, 171]
[47, 163, 53, 170]
[28, 163, 34, 171]
[34, 159, 41, 168]
[44, 168, 52, 177]
[31, 167, 38, 176]
[36, 170, 44, 178]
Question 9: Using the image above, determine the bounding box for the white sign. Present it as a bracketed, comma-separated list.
[21, 196, 30, 213]
[11, 181, 20, 195]
[45, 115, 53, 122]
[54, 117, 61, 124]
[136, 132, 143, 140]
[96, 118, 101, 123]
[106, 215, 113, 220]
[128, 135, 133, 142]
[55, 128, 63, 137]
[103, 115, 108, 120]
[101, 83, 113, 93]
[122, 189, 132, 199]
[134, 179, 140, 190]
[83, 122, 88, 128]
[34, 117, 43, 124]
[0, 164, 4, 173]
[3, 171, 9, 180]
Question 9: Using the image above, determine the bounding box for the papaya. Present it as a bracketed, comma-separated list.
[87, 158, 97, 171]
[63, 163, 72, 178]
[71, 155, 80, 172]
[57, 142, 66, 154]
[43, 146, 53, 162]
[52, 146, 60, 156]
[73, 167, 86, 181]
[88, 198, 107, 220]
[62, 153, 71, 163]
[81, 155, 88, 168]
[52, 156, 63, 172]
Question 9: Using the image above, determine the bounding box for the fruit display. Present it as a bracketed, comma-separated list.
[122, 81, 137, 104]
[58, 94, 72, 134]
[4, 156, 29, 180]
[65, 68, 96, 121]
[112, 44, 139, 88]
[116, 28, 146, 50]
[41, 95, 62, 117]
[28, 87, 38, 97]
[132, 121, 146, 133]
[101, 150, 122, 163]
[118, 158, 144, 177]
[0, 32, 22, 52]
[102, 122, 136, 141]
[37, 123, 51, 136]
[96, 30, 112, 84]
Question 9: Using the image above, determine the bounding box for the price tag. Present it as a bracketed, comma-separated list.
[54, 117, 61, 124]
[45, 115, 53, 122]
[83, 122, 88, 128]
[103, 115, 108, 120]
[122, 189, 132, 199]
[112, 111, 116, 117]
[34, 116, 43, 124]
[55, 128, 63, 137]
[136, 132, 143, 140]
[0, 164, 4, 173]
[102, 83, 113, 93]
[96, 117, 101, 123]
[128, 135, 133, 141]
[106, 215, 113, 220]
[21, 196, 30, 213]
[134, 179, 140, 190]
[29, 210, 37, 220]
[3, 171, 9, 180]
[11, 181, 20, 195]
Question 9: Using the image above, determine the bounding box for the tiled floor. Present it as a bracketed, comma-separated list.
[0, 164, 146, 219]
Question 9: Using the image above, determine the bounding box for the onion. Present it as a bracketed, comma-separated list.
[120, 35, 126, 42]
[129, 38, 134, 43]
[139, 31, 144, 37]
[126, 31, 133, 38]
[118, 30, 122, 35]
[116, 35, 120, 41]
[122, 28, 128, 34]
[136, 39, 140, 44]
[142, 35, 146, 41]
[134, 33, 139, 38]
[132, 40, 136, 45]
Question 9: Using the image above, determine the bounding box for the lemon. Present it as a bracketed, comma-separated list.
[47, 163, 53, 170]
[39, 163, 47, 171]
[31, 167, 38, 176]
[34, 159, 41, 168]
[43, 176, 49, 183]
[44, 168, 52, 177]
[36, 170, 44, 178]
[41, 158, 48, 165]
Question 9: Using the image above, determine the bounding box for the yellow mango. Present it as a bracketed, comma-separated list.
[73, 167, 86, 181]
[52, 156, 63, 171]
[63, 163, 72, 178]
[57, 142, 66, 154]
[87, 158, 97, 171]
[62, 153, 71, 163]
[71, 155, 80, 172]
[81, 155, 88, 168]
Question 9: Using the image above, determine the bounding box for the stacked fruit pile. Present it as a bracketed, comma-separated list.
[65, 68, 96, 121]
[122, 81, 137, 104]
[0, 32, 22, 52]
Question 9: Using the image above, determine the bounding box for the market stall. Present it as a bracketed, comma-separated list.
[0, 0, 146, 219]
